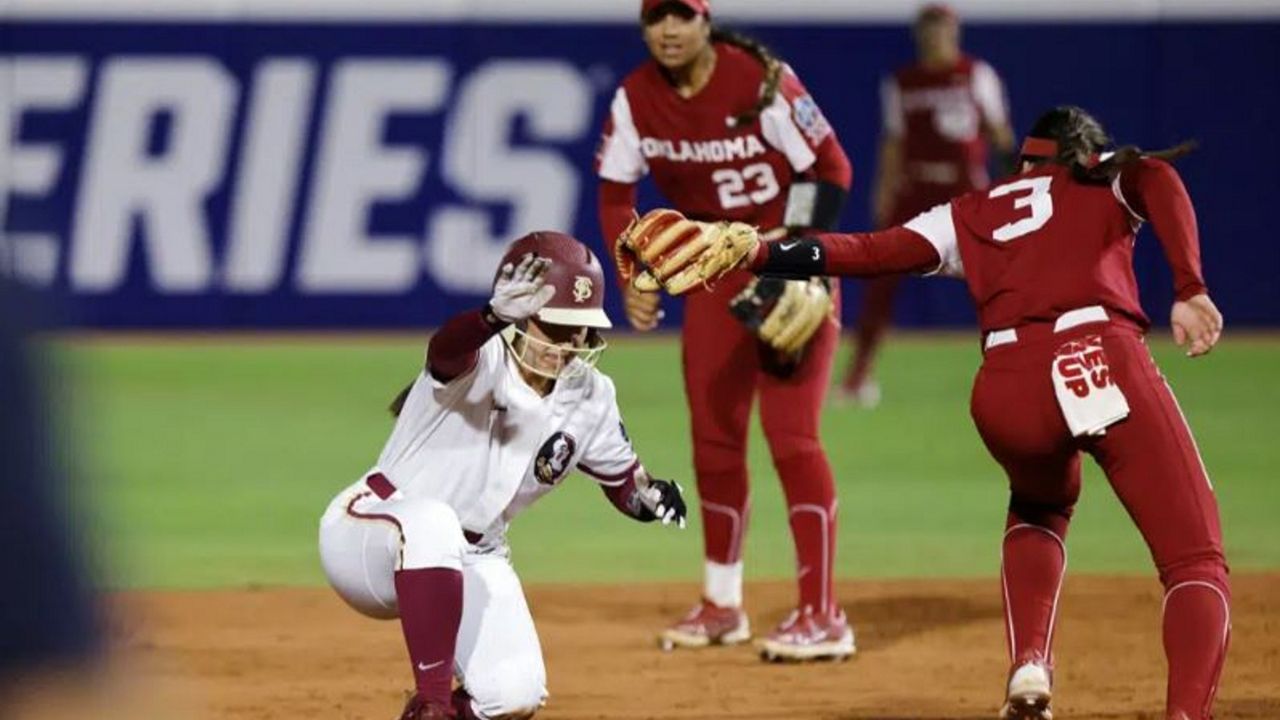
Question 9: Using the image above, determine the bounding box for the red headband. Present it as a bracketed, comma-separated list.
[1020, 137, 1059, 159]
[1020, 136, 1103, 167]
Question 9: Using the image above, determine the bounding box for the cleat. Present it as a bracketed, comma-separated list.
[659, 599, 751, 649]
[754, 606, 855, 662]
[999, 661, 1053, 720]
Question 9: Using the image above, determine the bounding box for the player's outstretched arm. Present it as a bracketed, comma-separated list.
[746, 226, 941, 279]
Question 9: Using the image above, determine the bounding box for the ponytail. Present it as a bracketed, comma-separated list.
[710, 27, 783, 128]
[1070, 141, 1198, 185]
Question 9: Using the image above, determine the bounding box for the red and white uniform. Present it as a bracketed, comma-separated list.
[761, 157, 1229, 717]
[597, 42, 852, 616]
[882, 55, 1008, 221]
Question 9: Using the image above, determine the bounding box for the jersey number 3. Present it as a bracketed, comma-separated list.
[989, 176, 1054, 242]
[713, 163, 780, 210]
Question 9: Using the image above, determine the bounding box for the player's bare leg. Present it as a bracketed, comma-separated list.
[838, 275, 900, 408]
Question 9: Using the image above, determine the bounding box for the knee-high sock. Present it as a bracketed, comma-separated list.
[695, 467, 749, 607]
[776, 451, 838, 616]
[1001, 516, 1067, 666]
[395, 567, 463, 705]
[1163, 579, 1230, 719]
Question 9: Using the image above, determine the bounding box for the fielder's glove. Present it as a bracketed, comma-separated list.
[615, 209, 759, 294]
[640, 477, 687, 528]
[730, 277, 834, 356]
[490, 253, 556, 323]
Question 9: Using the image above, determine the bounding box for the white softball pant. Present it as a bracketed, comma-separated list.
[318, 476, 547, 719]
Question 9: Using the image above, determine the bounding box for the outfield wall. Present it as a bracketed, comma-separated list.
[2, 1, 1278, 328]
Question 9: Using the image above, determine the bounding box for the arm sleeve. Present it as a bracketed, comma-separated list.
[751, 202, 963, 278]
[759, 64, 836, 173]
[971, 61, 1009, 129]
[751, 226, 942, 278]
[881, 75, 904, 138]
[596, 87, 648, 184]
[598, 179, 638, 279]
[426, 307, 506, 383]
[810, 134, 853, 191]
[1117, 158, 1207, 300]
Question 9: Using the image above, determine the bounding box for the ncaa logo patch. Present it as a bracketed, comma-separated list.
[534, 431, 577, 485]
[791, 94, 832, 145]
[572, 276, 594, 303]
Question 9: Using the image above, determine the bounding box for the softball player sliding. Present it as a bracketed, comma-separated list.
[318, 231, 687, 720]
[630, 105, 1229, 720]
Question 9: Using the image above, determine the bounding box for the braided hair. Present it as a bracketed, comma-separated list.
[1024, 105, 1196, 185]
[710, 27, 783, 128]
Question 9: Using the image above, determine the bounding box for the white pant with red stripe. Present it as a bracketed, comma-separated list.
[318, 478, 547, 718]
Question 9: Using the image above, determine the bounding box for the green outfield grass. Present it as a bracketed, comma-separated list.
[57, 332, 1280, 590]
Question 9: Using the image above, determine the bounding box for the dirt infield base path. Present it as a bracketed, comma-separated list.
[116, 574, 1278, 720]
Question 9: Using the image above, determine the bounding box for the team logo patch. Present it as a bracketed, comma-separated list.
[791, 94, 831, 145]
[572, 276, 594, 303]
[534, 432, 577, 485]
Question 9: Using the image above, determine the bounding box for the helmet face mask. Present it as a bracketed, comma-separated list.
[502, 318, 608, 381]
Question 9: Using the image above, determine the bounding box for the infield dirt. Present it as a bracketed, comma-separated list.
[111, 574, 1278, 719]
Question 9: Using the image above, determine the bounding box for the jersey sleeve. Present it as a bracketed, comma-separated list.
[595, 87, 648, 184]
[903, 203, 965, 277]
[971, 61, 1009, 129]
[759, 64, 833, 173]
[576, 376, 640, 485]
[881, 75, 905, 138]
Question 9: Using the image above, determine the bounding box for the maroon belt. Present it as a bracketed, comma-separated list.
[365, 472, 484, 545]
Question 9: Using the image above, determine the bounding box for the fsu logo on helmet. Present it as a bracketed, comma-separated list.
[572, 276, 594, 303]
[533, 432, 577, 485]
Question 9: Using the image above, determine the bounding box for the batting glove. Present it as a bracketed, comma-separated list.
[647, 478, 687, 529]
[490, 253, 556, 323]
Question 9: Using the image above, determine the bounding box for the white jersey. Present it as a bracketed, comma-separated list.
[375, 335, 637, 544]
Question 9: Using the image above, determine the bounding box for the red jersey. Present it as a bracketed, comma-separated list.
[882, 55, 1008, 218]
[895, 160, 1204, 332]
[597, 43, 840, 230]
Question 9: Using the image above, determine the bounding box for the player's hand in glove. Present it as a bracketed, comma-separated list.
[490, 253, 556, 323]
[731, 277, 834, 355]
[641, 477, 687, 528]
[616, 209, 759, 294]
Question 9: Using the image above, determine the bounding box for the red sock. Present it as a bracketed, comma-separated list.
[1163, 581, 1230, 719]
[777, 452, 837, 616]
[394, 567, 463, 705]
[1001, 522, 1067, 665]
[695, 467, 749, 565]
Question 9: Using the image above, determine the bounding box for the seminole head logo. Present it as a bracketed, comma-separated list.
[572, 276, 594, 303]
[534, 432, 577, 486]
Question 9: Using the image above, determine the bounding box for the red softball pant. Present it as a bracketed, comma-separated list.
[971, 322, 1229, 719]
[681, 271, 840, 615]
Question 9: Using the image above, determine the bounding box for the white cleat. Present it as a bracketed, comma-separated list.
[1000, 662, 1053, 720]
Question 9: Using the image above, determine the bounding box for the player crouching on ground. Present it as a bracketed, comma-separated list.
[621, 106, 1230, 720]
[318, 231, 687, 720]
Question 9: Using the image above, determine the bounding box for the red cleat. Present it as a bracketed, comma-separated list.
[658, 599, 751, 650]
[756, 606, 855, 662]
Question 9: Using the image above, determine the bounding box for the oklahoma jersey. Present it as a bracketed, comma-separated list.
[883, 55, 1008, 217]
[375, 336, 637, 542]
[905, 162, 1175, 332]
[597, 43, 835, 230]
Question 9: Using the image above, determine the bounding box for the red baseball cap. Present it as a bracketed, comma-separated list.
[641, 0, 711, 19]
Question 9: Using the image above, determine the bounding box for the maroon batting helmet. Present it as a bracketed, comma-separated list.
[497, 231, 612, 329]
